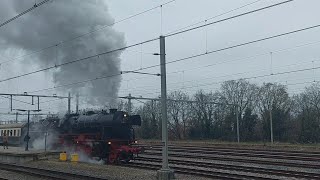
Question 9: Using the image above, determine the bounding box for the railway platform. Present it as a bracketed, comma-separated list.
[0, 146, 60, 164]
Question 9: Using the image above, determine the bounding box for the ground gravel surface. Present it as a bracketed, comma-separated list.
[0, 169, 45, 180]
[23, 160, 209, 180]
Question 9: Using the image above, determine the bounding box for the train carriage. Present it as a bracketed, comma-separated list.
[0, 123, 26, 146]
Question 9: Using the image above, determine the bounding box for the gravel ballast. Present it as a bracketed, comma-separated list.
[21, 160, 211, 180]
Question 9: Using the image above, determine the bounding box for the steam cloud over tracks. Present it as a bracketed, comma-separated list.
[0, 0, 125, 106]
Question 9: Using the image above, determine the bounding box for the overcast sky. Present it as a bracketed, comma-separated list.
[0, 0, 320, 119]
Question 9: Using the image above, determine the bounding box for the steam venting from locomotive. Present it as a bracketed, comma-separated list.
[0, 0, 125, 106]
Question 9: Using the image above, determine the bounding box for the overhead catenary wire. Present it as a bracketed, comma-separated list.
[0, 37, 159, 83]
[167, 0, 264, 34]
[0, 0, 294, 83]
[0, 0, 176, 65]
[120, 59, 320, 93]
[0, 0, 50, 29]
[25, 23, 320, 94]
[165, 0, 294, 37]
[121, 39, 320, 83]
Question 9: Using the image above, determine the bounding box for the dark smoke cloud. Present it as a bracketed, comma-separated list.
[0, 0, 125, 106]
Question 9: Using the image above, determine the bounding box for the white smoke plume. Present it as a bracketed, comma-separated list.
[0, 0, 125, 106]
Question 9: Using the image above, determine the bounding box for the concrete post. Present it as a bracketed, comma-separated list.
[157, 36, 174, 180]
[270, 108, 273, 144]
[236, 105, 240, 143]
[128, 93, 132, 114]
[68, 92, 71, 114]
[10, 95, 12, 111]
[37, 96, 40, 111]
[25, 110, 30, 151]
[76, 93, 79, 114]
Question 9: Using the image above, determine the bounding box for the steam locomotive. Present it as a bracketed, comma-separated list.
[0, 109, 144, 163]
[55, 109, 143, 163]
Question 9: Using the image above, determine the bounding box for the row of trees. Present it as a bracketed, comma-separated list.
[124, 80, 320, 143]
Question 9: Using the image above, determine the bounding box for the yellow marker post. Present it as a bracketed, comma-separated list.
[71, 153, 79, 163]
[60, 152, 67, 161]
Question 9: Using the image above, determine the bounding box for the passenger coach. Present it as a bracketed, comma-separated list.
[0, 123, 25, 146]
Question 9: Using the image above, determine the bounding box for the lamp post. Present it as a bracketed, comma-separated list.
[14, 109, 41, 151]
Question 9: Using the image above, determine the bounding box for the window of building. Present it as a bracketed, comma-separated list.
[14, 130, 16, 136]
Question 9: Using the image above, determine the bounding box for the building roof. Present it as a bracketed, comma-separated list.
[0, 123, 26, 128]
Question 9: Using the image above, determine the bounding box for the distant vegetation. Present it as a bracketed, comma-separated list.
[119, 80, 320, 144]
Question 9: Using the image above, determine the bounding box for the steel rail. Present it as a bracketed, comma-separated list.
[0, 162, 107, 180]
[126, 161, 275, 180]
[136, 156, 320, 179]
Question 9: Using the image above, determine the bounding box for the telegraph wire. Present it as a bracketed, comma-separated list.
[0, 0, 176, 65]
[0, 0, 50, 29]
[165, 0, 294, 37]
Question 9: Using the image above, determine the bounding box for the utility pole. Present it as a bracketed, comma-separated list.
[10, 95, 12, 111]
[236, 105, 240, 143]
[76, 93, 79, 114]
[26, 110, 30, 151]
[15, 109, 41, 151]
[68, 92, 71, 114]
[157, 35, 174, 180]
[128, 93, 132, 114]
[270, 108, 273, 144]
[15, 112, 18, 123]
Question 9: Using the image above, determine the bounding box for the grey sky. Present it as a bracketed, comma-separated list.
[0, 0, 320, 118]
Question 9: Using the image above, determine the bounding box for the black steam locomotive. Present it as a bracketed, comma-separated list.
[55, 109, 143, 163]
[0, 109, 143, 163]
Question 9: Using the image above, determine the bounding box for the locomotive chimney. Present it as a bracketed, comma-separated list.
[109, 109, 117, 114]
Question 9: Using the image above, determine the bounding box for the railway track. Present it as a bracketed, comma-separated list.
[0, 162, 107, 180]
[135, 156, 320, 179]
[130, 144, 320, 179]
[140, 144, 320, 162]
[126, 161, 274, 180]
[142, 151, 320, 169]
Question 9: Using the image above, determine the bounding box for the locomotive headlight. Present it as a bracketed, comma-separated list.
[124, 114, 127, 117]
[134, 140, 138, 144]
[108, 141, 112, 145]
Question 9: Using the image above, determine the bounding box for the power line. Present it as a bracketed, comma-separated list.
[119, 39, 320, 94]
[0, 0, 176, 65]
[121, 59, 320, 95]
[167, 65, 320, 92]
[167, 0, 264, 34]
[0, 96, 33, 105]
[0, 0, 294, 83]
[0, 0, 50, 29]
[0, 37, 159, 83]
[165, 24, 320, 66]
[165, 0, 294, 37]
[26, 23, 320, 94]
